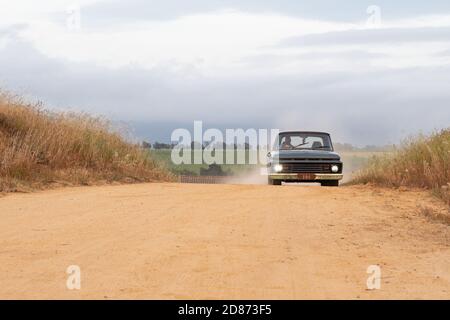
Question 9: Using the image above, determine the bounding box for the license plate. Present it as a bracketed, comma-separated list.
[297, 173, 315, 180]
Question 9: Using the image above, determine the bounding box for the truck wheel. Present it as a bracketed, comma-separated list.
[321, 180, 339, 187]
[268, 178, 282, 186]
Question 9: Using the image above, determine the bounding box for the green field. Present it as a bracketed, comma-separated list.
[149, 149, 388, 177]
[149, 149, 260, 175]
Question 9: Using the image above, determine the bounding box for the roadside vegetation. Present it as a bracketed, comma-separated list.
[0, 93, 172, 193]
[352, 129, 450, 206]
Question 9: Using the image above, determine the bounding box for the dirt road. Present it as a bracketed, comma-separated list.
[0, 183, 449, 299]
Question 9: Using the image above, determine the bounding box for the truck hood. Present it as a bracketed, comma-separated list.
[270, 150, 341, 161]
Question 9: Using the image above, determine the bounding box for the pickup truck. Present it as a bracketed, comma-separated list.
[267, 131, 343, 186]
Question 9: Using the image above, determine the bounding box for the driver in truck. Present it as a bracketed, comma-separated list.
[281, 136, 294, 150]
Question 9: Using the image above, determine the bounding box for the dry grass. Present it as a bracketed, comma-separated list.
[352, 129, 450, 206]
[0, 92, 172, 192]
[419, 206, 450, 226]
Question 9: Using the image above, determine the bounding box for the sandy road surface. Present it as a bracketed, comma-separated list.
[0, 183, 449, 299]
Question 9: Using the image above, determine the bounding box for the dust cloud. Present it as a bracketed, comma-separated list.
[225, 168, 268, 185]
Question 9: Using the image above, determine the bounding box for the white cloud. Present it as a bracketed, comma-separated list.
[15, 10, 354, 72]
[5, 8, 447, 77]
[0, 0, 104, 24]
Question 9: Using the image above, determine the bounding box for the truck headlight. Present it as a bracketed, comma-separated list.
[331, 165, 339, 173]
[274, 164, 283, 173]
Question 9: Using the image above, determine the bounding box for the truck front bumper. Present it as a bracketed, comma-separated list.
[268, 173, 343, 181]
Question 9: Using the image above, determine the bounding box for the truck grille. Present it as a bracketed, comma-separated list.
[280, 163, 334, 173]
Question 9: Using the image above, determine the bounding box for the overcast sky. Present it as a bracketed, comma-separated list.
[1, 1, 450, 145]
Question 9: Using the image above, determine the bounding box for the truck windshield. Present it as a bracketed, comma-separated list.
[276, 133, 333, 151]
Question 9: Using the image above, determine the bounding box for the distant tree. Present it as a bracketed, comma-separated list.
[333, 142, 355, 152]
[153, 142, 173, 149]
[334, 142, 395, 152]
[141, 141, 152, 149]
[200, 164, 229, 176]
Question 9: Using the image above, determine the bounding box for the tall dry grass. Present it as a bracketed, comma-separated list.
[0, 93, 172, 192]
[352, 129, 450, 206]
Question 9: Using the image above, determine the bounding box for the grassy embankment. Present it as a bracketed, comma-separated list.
[352, 129, 450, 211]
[0, 93, 172, 193]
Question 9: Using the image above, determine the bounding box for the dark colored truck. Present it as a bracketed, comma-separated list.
[267, 131, 343, 186]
